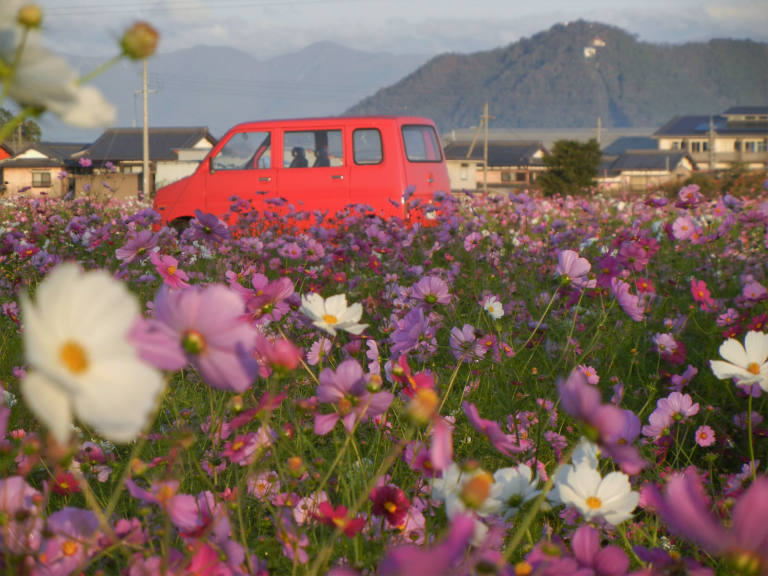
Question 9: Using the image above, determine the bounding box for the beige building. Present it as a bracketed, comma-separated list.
[653, 106, 768, 171]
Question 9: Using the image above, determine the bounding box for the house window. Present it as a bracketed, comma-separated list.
[460, 163, 469, 181]
[501, 171, 512, 182]
[690, 141, 708, 153]
[745, 141, 757, 153]
[734, 141, 741, 151]
[516, 172, 527, 182]
[32, 171, 51, 187]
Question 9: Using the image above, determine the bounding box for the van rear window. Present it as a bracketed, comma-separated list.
[402, 125, 442, 163]
[353, 129, 383, 165]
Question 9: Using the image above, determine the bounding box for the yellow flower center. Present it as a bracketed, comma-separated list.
[747, 362, 760, 375]
[322, 314, 338, 325]
[586, 496, 602, 509]
[60, 340, 88, 374]
[166, 265, 177, 276]
[338, 396, 354, 415]
[61, 540, 79, 556]
[156, 484, 176, 505]
[181, 330, 207, 355]
[383, 501, 398, 514]
[232, 440, 245, 452]
[461, 471, 493, 509]
[515, 562, 533, 576]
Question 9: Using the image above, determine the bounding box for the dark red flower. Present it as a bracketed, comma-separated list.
[370, 484, 410, 528]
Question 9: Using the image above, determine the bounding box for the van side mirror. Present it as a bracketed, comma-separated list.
[209, 157, 216, 174]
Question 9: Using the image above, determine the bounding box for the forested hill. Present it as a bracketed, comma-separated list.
[344, 20, 768, 131]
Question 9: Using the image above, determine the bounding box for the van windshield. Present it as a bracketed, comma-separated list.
[402, 125, 443, 163]
[212, 131, 271, 170]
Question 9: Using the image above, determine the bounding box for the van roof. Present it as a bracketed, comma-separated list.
[227, 116, 438, 131]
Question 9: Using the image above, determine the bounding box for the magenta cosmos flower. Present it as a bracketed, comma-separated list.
[314, 359, 393, 435]
[149, 251, 189, 290]
[131, 285, 259, 392]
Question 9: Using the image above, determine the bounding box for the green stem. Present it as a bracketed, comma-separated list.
[747, 393, 756, 481]
[0, 106, 36, 145]
[77, 54, 124, 85]
[503, 443, 576, 562]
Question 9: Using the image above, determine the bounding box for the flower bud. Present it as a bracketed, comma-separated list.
[17, 4, 42, 28]
[120, 21, 159, 60]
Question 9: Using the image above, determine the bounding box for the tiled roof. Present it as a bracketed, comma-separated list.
[609, 151, 693, 171]
[443, 141, 546, 167]
[0, 141, 88, 168]
[723, 106, 768, 116]
[82, 127, 216, 162]
[601, 136, 657, 156]
[654, 115, 768, 136]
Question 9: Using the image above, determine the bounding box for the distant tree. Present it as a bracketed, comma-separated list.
[0, 107, 42, 144]
[538, 139, 601, 196]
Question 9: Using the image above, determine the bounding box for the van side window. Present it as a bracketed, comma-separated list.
[285, 130, 343, 168]
[353, 129, 383, 165]
[402, 125, 443, 163]
[212, 131, 271, 170]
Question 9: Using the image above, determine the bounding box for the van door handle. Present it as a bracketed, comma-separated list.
[331, 175, 344, 180]
[259, 176, 272, 182]
[427, 177, 434, 183]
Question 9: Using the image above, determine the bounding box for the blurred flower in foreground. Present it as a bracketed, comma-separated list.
[120, 21, 159, 60]
[300, 293, 367, 336]
[0, 2, 116, 127]
[709, 330, 768, 392]
[20, 263, 165, 443]
[645, 471, 768, 575]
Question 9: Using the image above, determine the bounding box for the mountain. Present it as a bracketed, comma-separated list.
[37, 42, 431, 141]
[344, 21, 768, 131]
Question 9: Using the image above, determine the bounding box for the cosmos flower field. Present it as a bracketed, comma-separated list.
[0, 183, 767, 576]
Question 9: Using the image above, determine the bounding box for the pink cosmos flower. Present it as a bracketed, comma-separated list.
[743, 280, 768, 301]
[695, 425, 716, 447]
[35, 508, 102, 576]
[645, 471, 768, 573]
[555, 249, 596, 289]
[610, 277, 646, 322]
[463, 402, 530, 456]
[131, 284, 260, 392]
[149, 251, 189, 290]
[671, 215, 697, 241]
[0, 476, 43, 555]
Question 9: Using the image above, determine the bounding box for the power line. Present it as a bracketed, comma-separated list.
[43, 0, 380, 16]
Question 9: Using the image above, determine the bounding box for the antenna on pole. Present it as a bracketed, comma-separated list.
[467, 102, 494, 192]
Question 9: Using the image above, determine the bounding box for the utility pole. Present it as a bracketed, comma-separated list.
[467, 102, 494, 192]
[707, 116, 716, 172]
[141, 58, 150, 202]
[596, 117, 602, 146]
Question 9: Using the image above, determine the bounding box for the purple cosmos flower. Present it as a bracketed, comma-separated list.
[35, 507, 102, 576]
[116, 229, 158, 264]
[131, 284, 259, 392]
[239, 273, 294, 325]
[314, 359, 393, 435]
[448, 324, 482, 361]
[185, 209, 231, 244]
[389, 308, 438, 359]
[645, 471, 768, 573]
[411, 275, 451, 305]
[558, 369, 646, 475]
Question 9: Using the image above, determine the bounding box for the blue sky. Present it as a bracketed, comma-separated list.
[34, 0, 768, 58]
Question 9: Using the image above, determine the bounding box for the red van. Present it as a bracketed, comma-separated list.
[153, 116, 450, 228]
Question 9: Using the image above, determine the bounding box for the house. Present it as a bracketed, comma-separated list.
[0, 141, 88, 197]
[653, 106, 768, 171]
[73, 126, 217, 196]
[442, 140, 548, 191]
[598, 150, 697, 192]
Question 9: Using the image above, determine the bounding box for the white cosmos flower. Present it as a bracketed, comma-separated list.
[299, 293, 367, 336]
[482, 296, 504, 320]
[0, 2, 116, 127]
[485, 464, 541, 520]
[554, 458, 638, 526]
[20, 263, 164, 444]
[709, 330, 768, 392]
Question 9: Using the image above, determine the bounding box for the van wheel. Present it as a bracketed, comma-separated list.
[169, 217, 191, 234]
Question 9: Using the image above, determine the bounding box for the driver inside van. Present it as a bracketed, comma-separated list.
[289, 146, 309, 168]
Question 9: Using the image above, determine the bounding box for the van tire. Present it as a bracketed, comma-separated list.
[169, 217, 192, 234]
